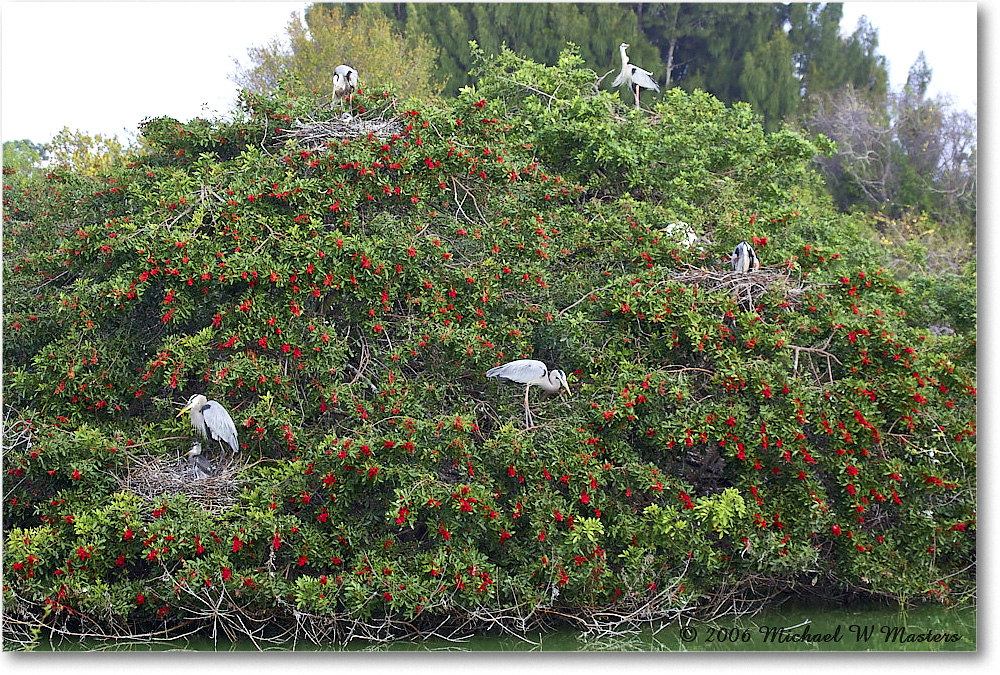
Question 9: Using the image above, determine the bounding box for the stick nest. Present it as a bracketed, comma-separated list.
[275, 109, 405, 150]
[117, 453, 243, 515]
[671, 263, 813, 309]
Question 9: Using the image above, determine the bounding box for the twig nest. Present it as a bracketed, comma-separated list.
[117, 453, 243, 514]
[277, 113, 405, 149]
[671, 263, 807, 309]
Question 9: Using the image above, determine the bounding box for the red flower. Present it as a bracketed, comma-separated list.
[221, 567, 232, 581]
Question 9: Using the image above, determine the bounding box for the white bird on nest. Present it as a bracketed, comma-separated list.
[613, 42, 660, 109]
[730, 240, 761, 311]
[731, 241, 761, 273]
[333, 64, 358, 109]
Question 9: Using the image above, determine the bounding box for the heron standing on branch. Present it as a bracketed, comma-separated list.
[613, 42, 660, 109]
[333, 64, 358, 109]
[486, 359, 571, 429]
[177, 394, 239, 458]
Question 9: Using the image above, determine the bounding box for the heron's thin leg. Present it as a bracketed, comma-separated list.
[524, 384, 532, 429]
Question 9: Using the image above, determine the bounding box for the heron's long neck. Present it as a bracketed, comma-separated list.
[537, 374, 562, 393]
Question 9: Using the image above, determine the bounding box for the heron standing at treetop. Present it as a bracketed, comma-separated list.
[177, 394, 240, 457]
[333, 64, 358, 109]
[486, 359, 571, 429]
[613, 42, 660, 109]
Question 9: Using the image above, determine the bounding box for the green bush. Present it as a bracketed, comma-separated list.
[3, 46, 975, 640]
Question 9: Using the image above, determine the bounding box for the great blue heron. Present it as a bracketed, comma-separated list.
[731, 241, 761, 273]
[185, 442, 213, 479]
[613, 42, 660, 109]
[333, 64, 358, 108]
[177, 394, 239, 457]
[486, 359, 571, 429]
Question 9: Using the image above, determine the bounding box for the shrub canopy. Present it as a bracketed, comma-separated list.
[2, 45, 975, 641]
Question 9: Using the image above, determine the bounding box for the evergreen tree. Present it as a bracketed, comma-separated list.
[739, 31, 800, 126]
[341, 2, 659, 98]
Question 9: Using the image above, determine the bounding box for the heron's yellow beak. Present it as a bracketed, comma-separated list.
[176, 403, 192, 417]
[562, 380, 571, 395]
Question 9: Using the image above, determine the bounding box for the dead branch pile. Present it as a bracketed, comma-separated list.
[117, 452, 243, 515]
[3, 406, 33, 456]
[2, 561, 807, 651]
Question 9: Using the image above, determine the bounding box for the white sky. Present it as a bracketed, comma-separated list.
[839, 1, 977, 112]
[1, 1, 309, 144]
[0, 1, 983, 145]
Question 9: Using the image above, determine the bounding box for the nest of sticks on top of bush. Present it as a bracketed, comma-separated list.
[671, 262, 814, 311]
[117, 448, 244, 515]
[273, 100, 405, 150]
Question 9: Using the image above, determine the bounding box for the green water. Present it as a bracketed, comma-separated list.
[24, 601, 975, 652]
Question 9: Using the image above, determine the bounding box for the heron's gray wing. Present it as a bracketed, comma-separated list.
[486, 359, 547, 384]
[201, 402, 240, 453]
[630, 66, 660, 92]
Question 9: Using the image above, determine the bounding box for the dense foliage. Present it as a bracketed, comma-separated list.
[2, 45, 975, 641]
[244, 3, 974, 252]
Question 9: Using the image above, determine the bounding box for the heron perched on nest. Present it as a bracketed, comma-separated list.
[731, 241, 761, 273]
[613, 42, 660, 109]
[486, 359, 571, 429]
[177, 394, 239, 460]
[333, 64, 358, 108]
[730, 241, 761, 310]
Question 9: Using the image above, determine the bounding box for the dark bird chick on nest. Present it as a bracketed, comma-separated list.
[185, 442, 213, 479]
